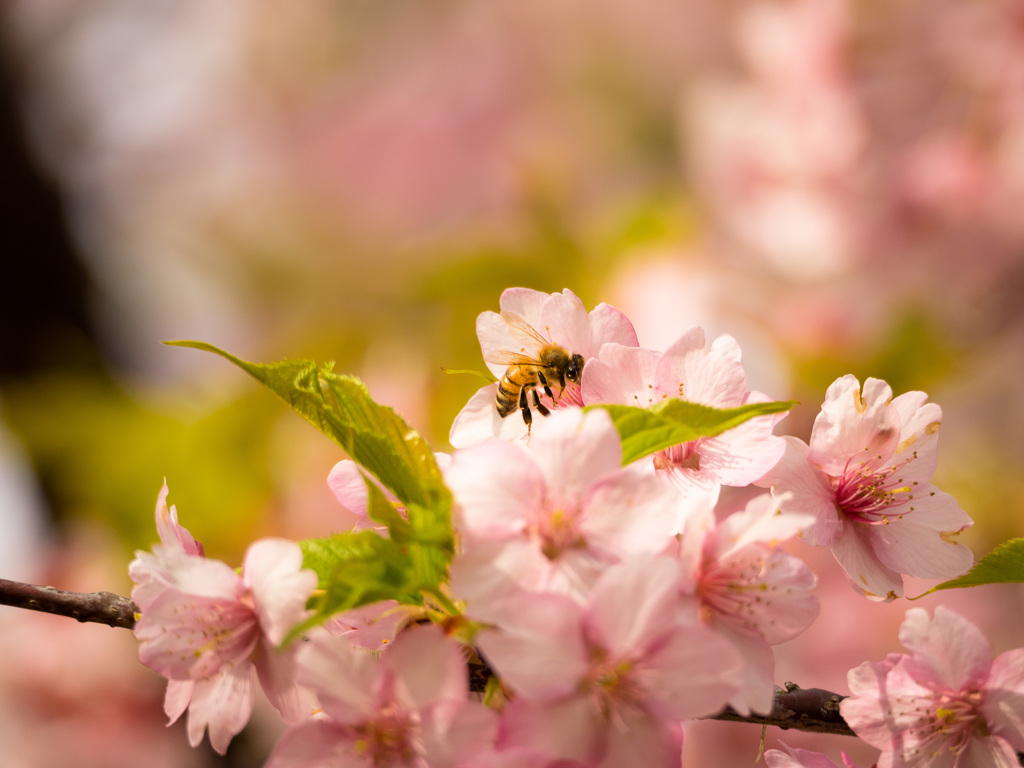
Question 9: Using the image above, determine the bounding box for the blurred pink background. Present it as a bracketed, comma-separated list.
[2, 0, 1023, 765]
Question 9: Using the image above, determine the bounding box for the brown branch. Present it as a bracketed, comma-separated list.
[708, 683, 854, 736]
[0, 578, 138, 629]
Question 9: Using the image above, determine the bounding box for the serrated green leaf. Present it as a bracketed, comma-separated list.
[588, 399, 795, 465]
[290, 531, 421, 640]
[165, 341, 456, 626]
[163, 341, 449, 513]
[913, 538, 1024, 597]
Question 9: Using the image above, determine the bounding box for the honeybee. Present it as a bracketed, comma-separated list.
[485, 312, 585, 431]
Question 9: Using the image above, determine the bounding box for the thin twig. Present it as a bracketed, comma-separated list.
[0, 578, 138, 629]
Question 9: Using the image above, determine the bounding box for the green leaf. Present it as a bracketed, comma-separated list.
[165, 341, 456, 621]
[289, 531, 421, 640]
[913, 538, 1024, 597]
[164, 340, 451, 509]
[588, 399, 796, 466]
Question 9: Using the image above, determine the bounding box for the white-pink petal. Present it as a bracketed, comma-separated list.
[869, 489, 973, 580]
[581, 343, 662, 407]
[445, 439, 541, 536]
[295, 631, 380, 724]
[449, 384, 530, 448]
[810, 376, 900, 475]
[983, 648, 1024, 753]
[530, 407, 622, 501]
[762, 436, 840, 546]
[637, 622, 743, 720]
[830, 523, 904, 600]
[185, 663, 256, 754]
[475, 593, 589, 700]
[244, 538, 317, 646]
[898, 606, 992, 692]
[387, 624, 467, 712]
[583, 557, 684, 658]
[655, 328, 747, 408]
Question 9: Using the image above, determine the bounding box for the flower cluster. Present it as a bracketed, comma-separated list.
[126, 288, 1023, 768]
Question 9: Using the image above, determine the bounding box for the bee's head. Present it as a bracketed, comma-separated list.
[566, 353, 585, 384]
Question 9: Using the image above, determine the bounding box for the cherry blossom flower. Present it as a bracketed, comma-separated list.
[840, 606, 1024, 768]
[449, 287, 638, 448]
[128, 480, 204, 611]
[476, 557, 742, 768]
[132, 536, 318, 754]
[760, 375, 973, 600]
[583, 327, 786, 509]
[445, 407, 684, 614]
[266, 624, 497, 768]
[764, 743, 860, 768]
[676, 493, 818, 714]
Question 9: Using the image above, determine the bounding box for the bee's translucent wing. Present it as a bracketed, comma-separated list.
[483, 349, 540, 366]
[482, 312, 550, 366]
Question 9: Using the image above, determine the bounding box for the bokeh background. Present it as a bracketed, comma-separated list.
[2, 0, 1023, 765]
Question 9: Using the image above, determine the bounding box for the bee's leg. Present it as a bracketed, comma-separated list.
[531, 387, 550, 417]
[537, 371, 555, 401]
[519, 385, 534, 430]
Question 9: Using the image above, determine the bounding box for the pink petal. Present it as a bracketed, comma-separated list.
[597, 709, 683, 768]
[840, 658, 932, 749]
[695, 413, 787, 488]
[705, 545, 818, 646]
[868, 489, 973, 580]
[163, 679, 194, 724]
[499, 287, 549, 326]
[531, 408, 623, 505]
[810, 376, 900, 476]
[587, 302, 639, 349]
[499, 695, 602, 765]
[656, 328, 748, 408]
[327, 460, 371, 517]
[420, 699, 500, 768]
[253, 637, 318, 723]
[638, 622, 743, 720]
[581, 343, 662, 406]
[831, 521, 905, 600]
[476, 593, 588, 700]
[584, 557, 685, 658]
[765, 744, 845, 768]
[450, 537, 551, 620]
[244, 538, 317, 645]
[581, 467, 680, 557]
[983, 649, 1024, 752]
[136, 590, 258, 680]
[957, 734, 1022, 768]
[478, 309, 531, 379]
[538, 289, 592, 356]
[761, 437, 840, 546]
[324, 600, 413, 651]
[265, 720, 362, 768]
[711, 625, 775, 715]
[445, 439, 540, 536]
[714, 493, 813, 556]
[890, 394, 941, 483]
[295, 631, 379, 723]
[185, 663, 256, 754]
[450, 384, 531, 448]
[154, 480, 203, 556]
[897, 607, 992, 692]
[387, 624, 467, 711]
